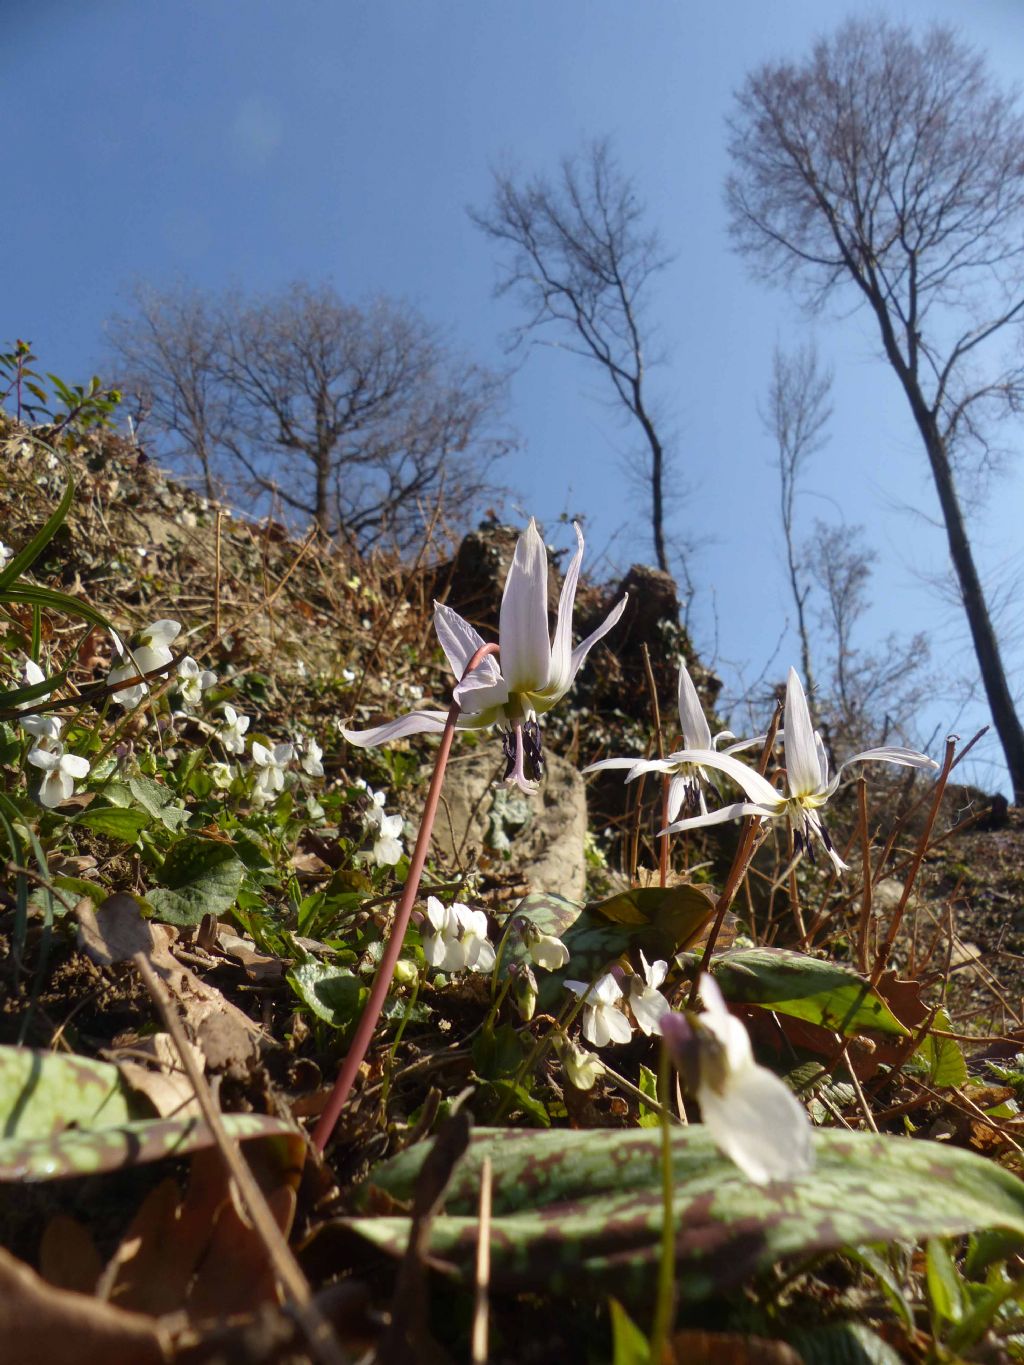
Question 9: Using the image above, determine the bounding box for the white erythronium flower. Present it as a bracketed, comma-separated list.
[341, 519, 628, 794]
[371, 812, 404, 866]
[251, 740, 293, 798]
[107, 619, 182, 707]
[455, 904, 496, 973]
[585, 657, 757, 823]
[661, 974, 814, 1186]
[300, 736, 324, 778]
[26, 737, 91, 809]
[176, 656, 216, 708]
[661, 667, 938, 872]
[564, 972, 634, 1047]
[629, 952, 671, 1036]
[217, 704, 250, 755]
[421, 896, 466, 972]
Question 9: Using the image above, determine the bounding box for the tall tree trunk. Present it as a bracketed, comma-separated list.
[919, 419, 1024, 800]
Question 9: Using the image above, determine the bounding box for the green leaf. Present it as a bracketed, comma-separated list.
[0, 1046, 133, 1139]
[0, 470, 74, 593]
[343, 1126, 1024, 1304]
[287, 961, 365, 1027]
[147, 837, 245, 927]
[787, 1321, 905, 1365]
[72, 805, 151, 842]
[637, 1063, 660, 1129]
[708, 947, 910, 1037]
[609, 1299, 651, 1364]
[128, 774, 190, 831]
[912, 1009, 968, 1088]
[926, 1238, 965, 1327]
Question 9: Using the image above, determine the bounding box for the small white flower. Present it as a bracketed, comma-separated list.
[217, 704, 250, 755]
[341, 667, 357, 684]
[301, 736, 324, 778]
[556, 1036, 604, 1091]
[26, 738, 91, 809]
[107, 619, 181, 707]
[176, 656, 216, 708]
[455, 904, 495, 973]
[251, 740, 293, 797]
[422, 896, 465, 972]
[564, 972, 633, 1047]
[209, 761, 234, 788]
[0, 540, 13, 570]
[17, 658, 46, 701]
[372, 813, 404, 866]
[629, 952, 671, 1036]
[661, 975, 814, 1186]
[519, 921, 570, 971]
[21, 712, 63, 743]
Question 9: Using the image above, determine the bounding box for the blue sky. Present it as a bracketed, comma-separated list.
[6, 0, 1024, 792]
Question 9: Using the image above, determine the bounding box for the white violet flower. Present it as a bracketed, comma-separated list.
[564, 972, 634, 1047]
[341, 519, 627, 794]
[107, 619, 181, 708]
[26, 738, 91, 809]
[301, 736, 324, 778]
[421, 896, 466, 972]
[217, 704, 250, 755]
[0, 540, 13, 570]
[251, 740, 293, 798]
[371, 813, 404, 866]
[519, 920, 571, 971]
[629, 952, 671, 1036]
[661, 975, 814, 1186]
[176, 656, 216, 707]
[455, 904, 496, 973]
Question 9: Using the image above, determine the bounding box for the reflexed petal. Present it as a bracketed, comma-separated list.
[698, 1062, 814, 1185]
[660, 748, 782, 809]
[582, 756, 650, 774]
[662, 800, 772, 836]
[783, 668, 823, 798]
[641, 952, 667, 991]
[144, 620, 181, 648]
[454, 677, 510, 716]
[666, 775, 689, 824]
[678, 659, 712, 750]
[546, 522, 585, 698]
[840, 745, 938, 773]
[342, 709, 453, 747]
[434, 603, 503, 695]
[499, 518, 552, 693]
[559, 593, 629, 702]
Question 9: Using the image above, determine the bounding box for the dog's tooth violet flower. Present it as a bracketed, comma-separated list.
[341, 519, 627, 793]
[660, 667, 938, 872]
[661, 974, 814, 1185]
[585, 657, 756, 822]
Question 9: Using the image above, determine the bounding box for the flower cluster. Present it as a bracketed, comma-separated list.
[421, 896, 495, 973]
[14, 659, 91, 808]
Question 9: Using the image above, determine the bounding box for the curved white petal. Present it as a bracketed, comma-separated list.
[499, 519, 552, 694]
[783, 669, 823, 799]
[662, 800, 773, 837]
[61, 754, 91, 779]
[455, 677, 510, 716]
[698, 1062, 814, 1185]
[839, 745, 938, 774]
[601, 1005, 634, 1045]
[561, 592, 629, 700]
[678, 659, 713, 750]
[144, 620, 182, 649]
[582, 756, 646, 774]
[666, 775, 692, 824]
[546, 522, 584, 698]
[434, 603, 503, 696]
[341, 709, 453, 747]
[660, 748, 782, 808]
[26, 746, 60, 772]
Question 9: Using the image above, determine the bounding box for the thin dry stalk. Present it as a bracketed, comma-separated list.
[133, 953, 349, 1365]
[640, 643, 670, 888]
[471, 1156, 493, 1365]
[856, 778, 872, 973]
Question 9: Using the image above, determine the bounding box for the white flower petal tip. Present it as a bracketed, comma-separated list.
[566, 972, 633, 1047]
[661, 976, 815, 1185]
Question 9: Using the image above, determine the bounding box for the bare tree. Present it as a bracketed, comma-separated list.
[807, 520, 931, 752]
[728, 18, 1024, 799]
[108, 282, 511, 549]
[472, 139, 677, 576]
[762, 342, 833, 732]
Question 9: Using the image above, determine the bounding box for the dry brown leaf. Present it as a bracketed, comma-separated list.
[77, 894, 155, 966]
[669, 1330, 801, 1364]
[39, 1215, 103, 1295]
[0, 1245, 167, 1365]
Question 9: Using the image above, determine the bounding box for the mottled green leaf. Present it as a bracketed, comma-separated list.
[287, 961, 366, 1027]
[343, 1126, 1024, 1303]
[71, 805, 150, 842]
[912, 1009, 967, 1088]
[709, 948, 909, 1037]
[148, 837, 245, 926]
[0, 1046, 133, 1139]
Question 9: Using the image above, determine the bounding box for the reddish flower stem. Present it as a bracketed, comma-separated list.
[312, 641, 501, 1153]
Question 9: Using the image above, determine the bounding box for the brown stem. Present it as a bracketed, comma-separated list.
[312, 641, 500, 1151]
